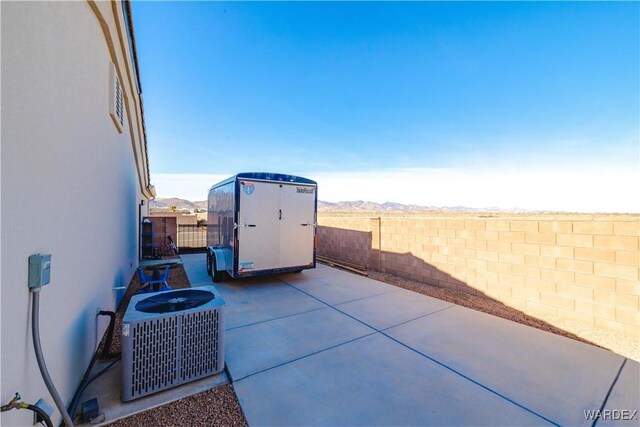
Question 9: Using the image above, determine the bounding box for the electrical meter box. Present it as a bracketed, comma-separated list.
[28, 254, 52, 288]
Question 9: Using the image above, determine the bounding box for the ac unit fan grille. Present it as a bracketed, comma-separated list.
[135, 289, 215, 313]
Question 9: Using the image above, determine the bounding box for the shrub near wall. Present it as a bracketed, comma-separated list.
[317, 215, 640, 337]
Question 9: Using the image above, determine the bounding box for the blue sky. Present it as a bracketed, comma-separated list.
[132, 1, 639, 212]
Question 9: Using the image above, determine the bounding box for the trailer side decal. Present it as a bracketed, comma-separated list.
[241, 181, 255, 195]
[296, 186, 315, 194]
[239, 261, 254, 271]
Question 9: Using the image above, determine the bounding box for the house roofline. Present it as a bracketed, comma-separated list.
[123, 0, 152, 197]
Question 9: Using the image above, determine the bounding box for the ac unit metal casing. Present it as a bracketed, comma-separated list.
[121, 286, 225, 401]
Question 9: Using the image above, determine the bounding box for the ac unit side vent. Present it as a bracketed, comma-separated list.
[131, 316, 178, 397]
[181, 309, 220, 381]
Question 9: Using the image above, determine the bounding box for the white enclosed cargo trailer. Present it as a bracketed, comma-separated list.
[206, 172, 317, 281]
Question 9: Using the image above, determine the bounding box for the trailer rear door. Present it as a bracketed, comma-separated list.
[238, 180, 280, 273]
[280, 183, 316, 268]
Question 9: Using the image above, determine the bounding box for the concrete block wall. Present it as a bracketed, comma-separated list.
[317, 215, 640, 337]
[144, 216, 177, 254]
[317, 217, 373, 267]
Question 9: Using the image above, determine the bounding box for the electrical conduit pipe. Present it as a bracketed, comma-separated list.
[31, 291, 75, 426]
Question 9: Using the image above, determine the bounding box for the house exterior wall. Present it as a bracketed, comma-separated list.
[318, 214, 640, 338]
[1, 2, 152, 425]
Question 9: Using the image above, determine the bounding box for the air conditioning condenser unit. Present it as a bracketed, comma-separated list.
[121, 286, 225, 401]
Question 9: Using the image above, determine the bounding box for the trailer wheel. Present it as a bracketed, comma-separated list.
[206, 252, 212, 276]
[211, 255, 224, 282]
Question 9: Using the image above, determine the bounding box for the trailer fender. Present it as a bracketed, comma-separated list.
[208, 247, 230, 272]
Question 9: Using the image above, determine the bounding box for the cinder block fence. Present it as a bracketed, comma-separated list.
[317, 215, 640, 337]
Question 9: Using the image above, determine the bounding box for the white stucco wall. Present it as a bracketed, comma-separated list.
[1, 2, 150, 425]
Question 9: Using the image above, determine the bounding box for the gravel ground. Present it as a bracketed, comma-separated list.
[368, 269, 640, 362]
[104, 385, 247, 427]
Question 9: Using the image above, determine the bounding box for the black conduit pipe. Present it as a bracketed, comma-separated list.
[25, 404, 54, 427]
[66, 358, 97, 424]
[67, 358, 120, 423]
[1, 396, 54, 427]
[67, 311, 120, 423]
[98, 311, 119, 359]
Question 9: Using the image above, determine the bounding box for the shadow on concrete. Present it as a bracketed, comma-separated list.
[317, 225, 601, 348]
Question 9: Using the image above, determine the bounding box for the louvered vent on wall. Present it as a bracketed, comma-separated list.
[121, 286, 226, 401]
[109, 62, 124, 132]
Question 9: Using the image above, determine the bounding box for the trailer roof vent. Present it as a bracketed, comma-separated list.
[109, 63, 124, 133]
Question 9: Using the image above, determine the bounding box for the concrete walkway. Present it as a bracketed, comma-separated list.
[182, 253, 639, 426]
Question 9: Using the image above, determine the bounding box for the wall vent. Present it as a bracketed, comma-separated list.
[110, 63, 124, 133]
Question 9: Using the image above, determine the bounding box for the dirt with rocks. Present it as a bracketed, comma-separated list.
[104, 385, 247, 427]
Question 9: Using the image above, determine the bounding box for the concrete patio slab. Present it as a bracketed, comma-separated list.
[290, 262, 346, 278]
[279, 268, 399, 305]
[213, 277, 325, 330]
[180, 255, 632, 426]
[599, 360, 640, 427]
[226, 307, 375, 381]
[234, 333, 549, 426]
[335, 288, 454, 330]
[180, 253, 211, 285]
[181, 255, 326, 329]
[385, 305, 626, 427]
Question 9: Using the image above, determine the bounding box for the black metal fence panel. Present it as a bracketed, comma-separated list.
[177, 224, 208, 249]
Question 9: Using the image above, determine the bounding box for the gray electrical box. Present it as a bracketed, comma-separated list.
[28, 254, 52, 289]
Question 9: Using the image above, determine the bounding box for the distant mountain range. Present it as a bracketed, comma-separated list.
[150, 198, 207, 212]
[151, 197, 531, 213]
[317, 200, 533, 213]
